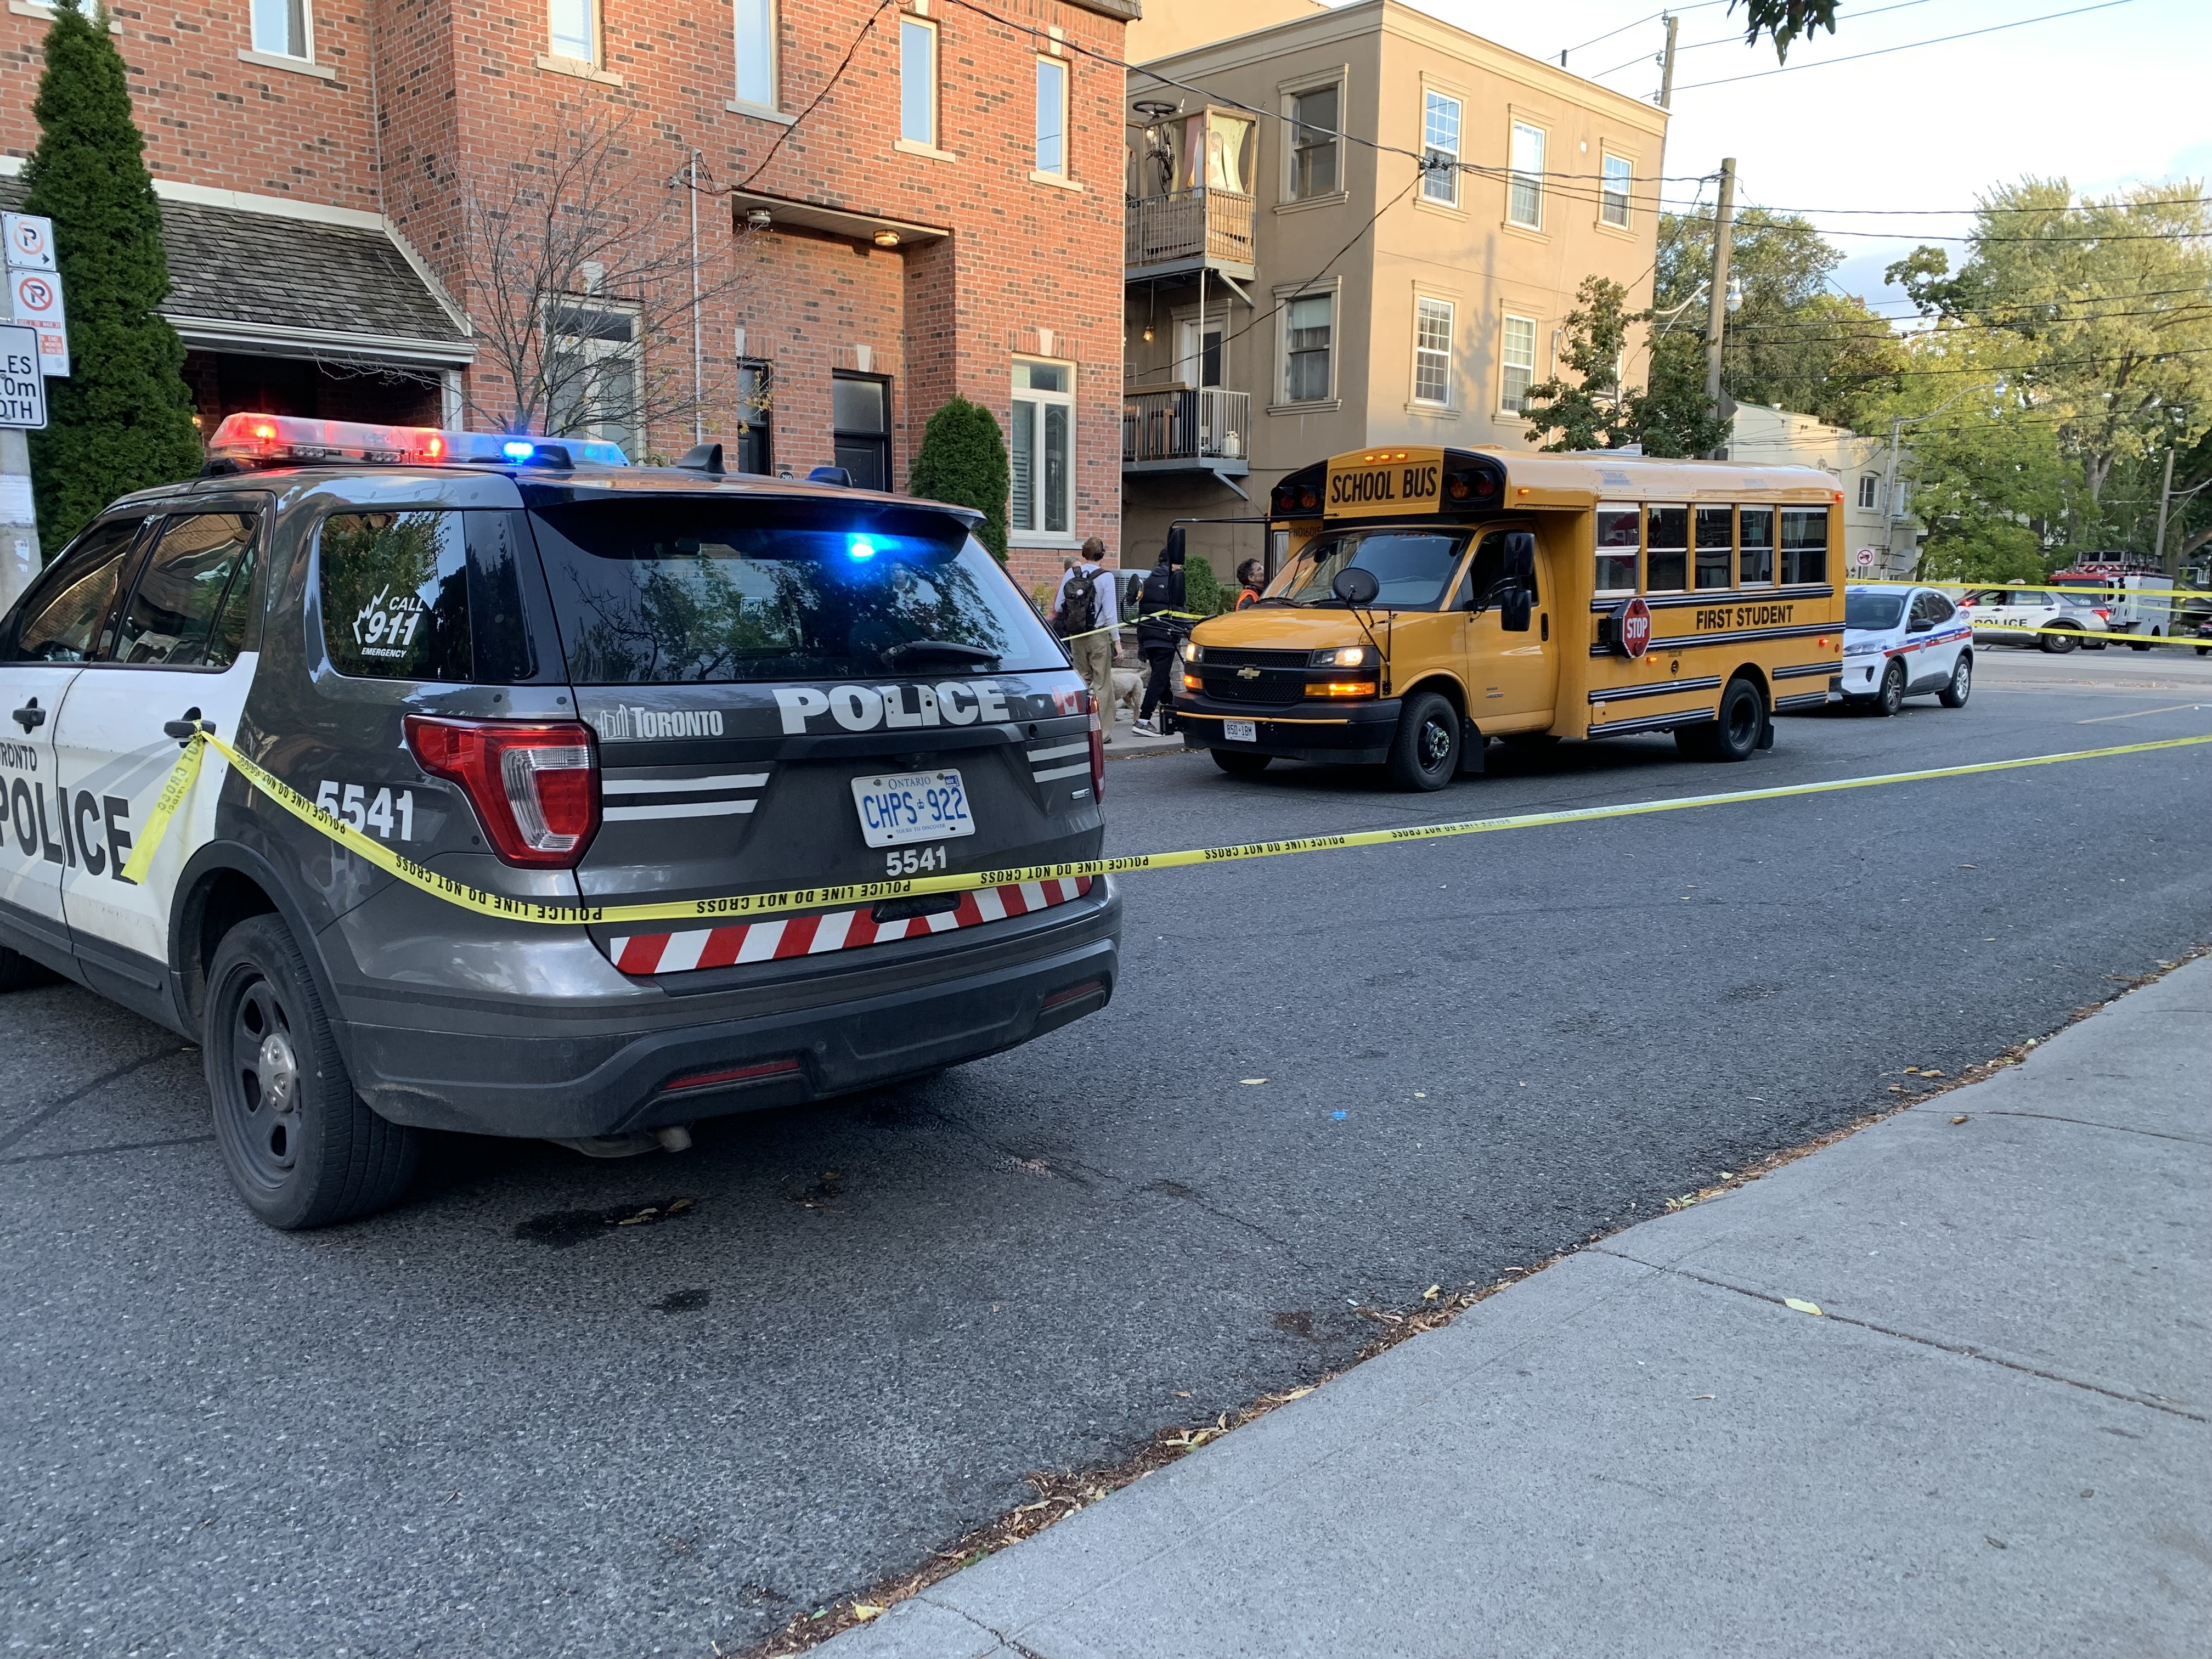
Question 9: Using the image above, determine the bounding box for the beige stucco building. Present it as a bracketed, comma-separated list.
[1727, 404, 1925, 577]
[1119, 0, 1668, 573]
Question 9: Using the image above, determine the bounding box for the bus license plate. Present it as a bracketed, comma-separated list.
[851, 770, 977, 848]
[1223, 720, 1257, 743]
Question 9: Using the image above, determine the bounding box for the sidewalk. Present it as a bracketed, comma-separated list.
[825, 960, 2211, 1658]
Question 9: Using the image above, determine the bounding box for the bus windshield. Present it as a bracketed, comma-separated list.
[1267, 527, 1470, 609]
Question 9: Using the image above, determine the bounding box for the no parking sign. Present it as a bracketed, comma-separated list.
[7, 268, 67, 377]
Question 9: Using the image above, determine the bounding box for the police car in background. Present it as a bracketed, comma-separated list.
[0, 415, 1118, 1228]
[1839, 584, 1973, 715]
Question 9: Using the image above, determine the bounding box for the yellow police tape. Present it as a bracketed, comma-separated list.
[1892, 578, 2207, 602]
[1968, 619, 2209, 648]
[120, 725, 2212, 930]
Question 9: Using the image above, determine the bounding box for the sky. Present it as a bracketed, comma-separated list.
[1417, 0, 2212, 315]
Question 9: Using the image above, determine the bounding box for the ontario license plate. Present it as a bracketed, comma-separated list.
[850, 770, 977, 848]
[1223, 720, 1257, 743]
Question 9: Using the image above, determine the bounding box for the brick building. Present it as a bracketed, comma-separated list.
[0, 0, 1134, 584]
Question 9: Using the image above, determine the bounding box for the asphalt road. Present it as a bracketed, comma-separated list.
[5, 646, 2210, 1659]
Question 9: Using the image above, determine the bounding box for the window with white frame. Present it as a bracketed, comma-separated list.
[1421, 91, 1460, 205]
[1036, 57, 1068, 175]
[252, 0, 309, 58]
[1283, 293, 1334, 403]
[1011, 359, 1074, 538]
[1499, 313, 1536, 413]
[734, 0, 777, 108]
[1600, 153, 1633, 228]
[900, 18, 938, 148]
[1859, 474, 1880, 509]
[547, 297, 641, 457]
[1508, 121, 1545, 228]
[546, 0, 595, 64]
[1288, 84, 1340, 200]
[1413, 297, 1453, 405]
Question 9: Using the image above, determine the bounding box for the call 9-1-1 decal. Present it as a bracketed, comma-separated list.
[0, 741, 135, 880]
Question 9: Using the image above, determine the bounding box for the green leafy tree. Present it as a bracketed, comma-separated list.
[1183, 552, 1228, 615]
[909, 395, 1010, 562]
[21, 1, 202, 550]
[1520, 276, 1731, 458]
[1658, 207, 1905, 430]
[1886, 179, 2212, 550]
[1730, 1, 1838, 57]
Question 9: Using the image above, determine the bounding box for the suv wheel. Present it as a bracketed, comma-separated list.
[2039, 623, 2080, 654]
[1871, 659, 1906, 717]
[206, 915, 420, 1229]
[0, 946, 48, 991]
[1938, 652, 1972, 708]
[1676, 675, 1765, 763]
[1385, 691, 1459, 791]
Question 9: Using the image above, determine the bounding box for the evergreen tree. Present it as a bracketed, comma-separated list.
[1182, 552, 1225, 615]
[21, 1, 201, 549]
[909, 394, 1010, 562]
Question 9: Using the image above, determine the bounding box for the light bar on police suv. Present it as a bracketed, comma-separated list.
[206, 412, 630, 470]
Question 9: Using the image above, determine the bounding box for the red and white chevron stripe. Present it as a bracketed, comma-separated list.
[606, 877, 1095, 975]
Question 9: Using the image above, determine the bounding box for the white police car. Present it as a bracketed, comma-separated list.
[1839, 584, 1973, 715]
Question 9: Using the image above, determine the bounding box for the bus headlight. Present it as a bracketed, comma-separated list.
[1179, 639, 1203, 663]
[1310, 645, 1377, 667]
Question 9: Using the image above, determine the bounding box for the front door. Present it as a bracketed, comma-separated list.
[0, 513, 153, 958]
[1460, 528, 1556, 728]
[54, 506, 264, 974]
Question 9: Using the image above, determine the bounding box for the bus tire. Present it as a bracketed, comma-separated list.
[1385, 691, 1459, 791]
[1675, 676, 1764, 763]
[1211, 748, 1272, 777]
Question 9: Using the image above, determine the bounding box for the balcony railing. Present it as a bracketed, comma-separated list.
[1122, 387, 1250, 472]
[1125, 188, 1255, 274]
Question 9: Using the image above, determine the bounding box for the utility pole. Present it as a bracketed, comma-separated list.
[2152, 443, 2176, 571]
[1658, 15, 1679, 110]
[1704, 155, 1736, 455]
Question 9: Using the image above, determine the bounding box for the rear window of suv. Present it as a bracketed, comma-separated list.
[317, 509, 537, 682]
[528, 498, 1064, 684]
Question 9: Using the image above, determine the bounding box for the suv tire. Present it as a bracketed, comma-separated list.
[206, 915, 420, 1229]
[1385, 691, 1459, 791]
[1871, 659, 1906, 717]
[2039, 623, 2080, 654]
[1938, 652, 1972, 708]
[1211, 748, 1271, 776]
[1675, 675, 1765, 763]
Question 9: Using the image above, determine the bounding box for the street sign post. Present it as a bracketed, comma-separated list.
[0, 324, 46, 430]
[1854, 548, 1877, 571]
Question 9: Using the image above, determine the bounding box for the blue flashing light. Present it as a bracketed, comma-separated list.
[501, 439, 535, 461]
[848, 535, 878, 561]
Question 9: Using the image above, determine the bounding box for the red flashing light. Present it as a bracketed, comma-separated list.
[210, 411, 447, 467]
[404, 716, 600, 868]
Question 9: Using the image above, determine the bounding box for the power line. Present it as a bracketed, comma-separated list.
[1673, 0, 2142, 91]
[1593, 0, 1935, 78]
[1559, 1, 1732, 63]
[736, 0, 899, 191]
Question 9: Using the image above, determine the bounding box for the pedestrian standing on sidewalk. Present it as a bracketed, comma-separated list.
[1053, 538, 1119, 743]
[1133, 532, 1188, 736]
[1235, 558, 1266, 610]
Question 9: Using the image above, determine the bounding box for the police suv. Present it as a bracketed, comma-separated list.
[0, 415, 1119, 1227]
[1839, 584, 1973, 714]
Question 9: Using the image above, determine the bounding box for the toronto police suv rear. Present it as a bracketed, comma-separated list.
[0, 415, 1119, 1227]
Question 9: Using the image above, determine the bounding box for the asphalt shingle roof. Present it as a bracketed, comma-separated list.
[0, 179, 465, 346]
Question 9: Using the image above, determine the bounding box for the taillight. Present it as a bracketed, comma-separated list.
[404, 716, 600, 867]
[1086, 690, 1105, 803]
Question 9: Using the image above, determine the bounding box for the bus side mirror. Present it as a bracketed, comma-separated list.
[1502, 531, 1536, 582]
[1333, 566, 1381, 606]
[1499, 583, 1533, 633]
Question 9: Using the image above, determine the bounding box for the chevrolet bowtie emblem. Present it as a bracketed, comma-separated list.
[1238, 665, 1262, 680]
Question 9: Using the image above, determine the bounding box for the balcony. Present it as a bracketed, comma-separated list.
[1122, 386, 1250, 477]
[1125, 189, 1256, 280]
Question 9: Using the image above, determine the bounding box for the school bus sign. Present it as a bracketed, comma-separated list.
[1325, 447, 1444, 518]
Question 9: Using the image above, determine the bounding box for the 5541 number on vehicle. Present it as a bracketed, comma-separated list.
[316, 780, 416, 842]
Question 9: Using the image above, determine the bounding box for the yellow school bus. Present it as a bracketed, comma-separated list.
[1176, 446, 1847, 789]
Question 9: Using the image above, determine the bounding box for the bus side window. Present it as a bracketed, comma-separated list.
[1595, 505, 1638, 592]
[1645, 505, 1689, 591]
[1739, 507, 1775, 585]
[1780, 507, 1829, 584]
[1694, 506, 1733, 589]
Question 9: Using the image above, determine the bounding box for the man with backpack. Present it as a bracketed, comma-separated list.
[1054, 537, 1120, 742]
[1133, 531, 1190, 736]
